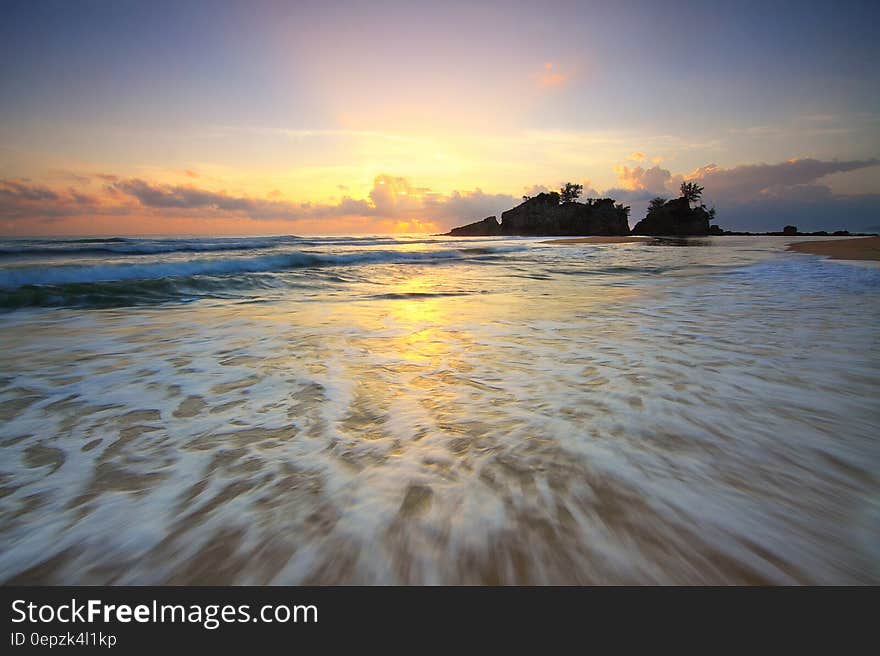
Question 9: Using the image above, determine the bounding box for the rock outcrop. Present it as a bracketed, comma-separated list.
[501, 193, 630, 236]
[446, 216, 501, 237]
[445, 193, 630, 236]
[631, 197, 713, 236]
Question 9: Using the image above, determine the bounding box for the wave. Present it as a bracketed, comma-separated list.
[0, 244, 536, 290]
[0, 234, 526, 259]
[0, 274, 286, 309]
[0, 246, 534, 309]
[55, 237, 130, 244]
[0, 236, 304, 258]
[367, 291, 473, 300]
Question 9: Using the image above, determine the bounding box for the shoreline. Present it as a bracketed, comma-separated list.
[786, 236, 880, 261]
[542, 236, 656, 245]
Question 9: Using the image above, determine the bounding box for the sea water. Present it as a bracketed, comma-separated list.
[0, 234, 878, 583]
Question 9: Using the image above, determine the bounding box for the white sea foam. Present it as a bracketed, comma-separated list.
[0, 236, 877, 583]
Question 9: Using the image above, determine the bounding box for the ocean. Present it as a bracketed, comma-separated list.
[0, 234, 878, 584]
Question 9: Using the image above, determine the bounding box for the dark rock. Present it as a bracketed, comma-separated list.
[496, 193, 630, 236]
[446, 216, 501, 237]
[631, 197, 712, 236]
[497, 192, 560, 234]
[501, 195, 630, 236]
[445, 192, 630, 237]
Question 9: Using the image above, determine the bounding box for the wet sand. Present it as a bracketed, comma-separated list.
[543, 236, 656, 244]
[787, 236, 880, 261]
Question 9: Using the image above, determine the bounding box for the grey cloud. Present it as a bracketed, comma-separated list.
[605, 157, 880, 231]
[422, 189, 517, 226]
[0, 180, 59, 203]
[0, 179, 101, 221]
[682, 158, 880, 231]
[690, 158, 880, 203]
[111, 179, 261, 212]
[107, 176, 516, 228]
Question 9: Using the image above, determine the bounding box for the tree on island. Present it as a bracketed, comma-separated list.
[615, 202, 631, 217]
[679, 182, 717, 219]
[631, 181, 718, 236]
[679, 181, 704, 204]
[559, 182, 583, 204]
[649, 197, 668, 212]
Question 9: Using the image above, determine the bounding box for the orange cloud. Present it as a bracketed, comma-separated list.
[0, 173, 517, 236]
[613, 164, 672, 193]
[535, 62, 569, 88]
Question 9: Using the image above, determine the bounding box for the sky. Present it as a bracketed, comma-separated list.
[1, 0, 878, 236]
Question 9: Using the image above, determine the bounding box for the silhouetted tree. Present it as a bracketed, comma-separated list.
[679, 181, 704, 204]
[615, 202, 631, 217]
[522, 195, 532, 201]
[649, 197, 667, 212]
[559, 182, 583, 204]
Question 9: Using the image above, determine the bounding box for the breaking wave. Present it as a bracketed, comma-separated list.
[0, 242, 530, 308]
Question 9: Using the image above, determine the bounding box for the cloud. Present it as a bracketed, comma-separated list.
[1, 173, 518, 233]
[609, 156, 879, 206]
[578, 179, 600, 198]
[523, 184, 551, 197]
[0, 179, 109, 221]
[677, 157, 880, 231]
[613, 164, 673, 194]
[107, 174, 518, 229]
[534, 62, 569, 88]
[368, 175, 428, 216]
[0, 179, 59, 203]
[604, 156, 880, 231]
[110, 179, 252, 211]
[421, 188, 517, 224]
[4, 158, 878, 234]
[106, 177, 385, 221]
[685, 158, 880, 204]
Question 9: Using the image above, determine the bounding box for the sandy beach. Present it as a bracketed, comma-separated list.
[543, 236, 657, 245]
[787, 236, 880, 261]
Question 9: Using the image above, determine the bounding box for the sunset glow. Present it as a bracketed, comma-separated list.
[1, 1, 878, 235]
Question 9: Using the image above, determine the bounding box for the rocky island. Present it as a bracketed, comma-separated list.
[446, 183, 631, 237]
[631, 184, 719, 236]
[445, 181, 721, 237]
